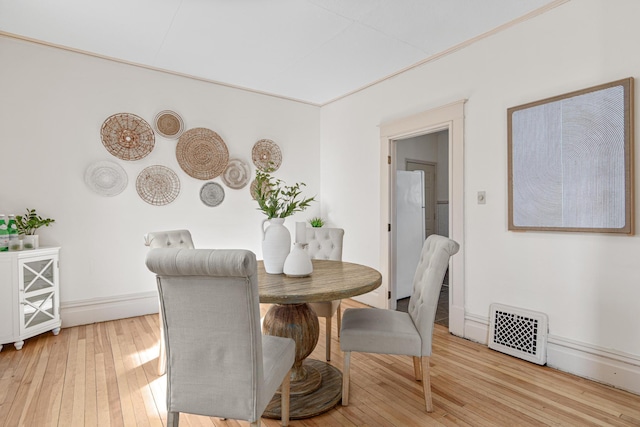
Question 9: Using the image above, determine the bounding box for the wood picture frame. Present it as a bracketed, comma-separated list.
[508, 77, 634, 234]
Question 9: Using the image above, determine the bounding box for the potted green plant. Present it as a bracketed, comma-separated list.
[309, 217, 325, 228]
[254, 170, 315, 274]
[16, 209, 55, 249]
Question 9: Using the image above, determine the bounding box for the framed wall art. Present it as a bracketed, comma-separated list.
[508, 77, 634, 234]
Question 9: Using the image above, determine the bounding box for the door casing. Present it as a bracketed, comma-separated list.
[378, 100, 466, 337]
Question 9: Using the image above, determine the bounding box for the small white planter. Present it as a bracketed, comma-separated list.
[22, 235, 39, 249]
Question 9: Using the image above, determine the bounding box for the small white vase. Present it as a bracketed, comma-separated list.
[283, 243, 313, 277]
[262, 218, 291, 274]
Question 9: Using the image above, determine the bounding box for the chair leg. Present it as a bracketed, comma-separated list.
[336, 304, 341, 337]
[167, 411, 179, 427]
[250, 421, 260, 427]
[420, 356, 433, 412]
[281, 370, 290, 426]
[413, 356, 422, 380]
[342, 351, 351, 406]
[325, 315, 332, 361]
[158, 310, 166, 376]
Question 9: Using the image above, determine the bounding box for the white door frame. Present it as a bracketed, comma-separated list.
[379, 99, 466, 337]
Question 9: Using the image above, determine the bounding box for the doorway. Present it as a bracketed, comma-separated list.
[378, 100, 465, 337]
[394, 132, 449, 327]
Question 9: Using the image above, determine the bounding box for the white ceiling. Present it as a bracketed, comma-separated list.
[0, 0, 557, 105]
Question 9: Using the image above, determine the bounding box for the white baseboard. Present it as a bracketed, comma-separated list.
[462, 314, 640, 395]
[464, 312, 489, 344]
[60, 291, 159, 328]
[547, 335, 640, 395]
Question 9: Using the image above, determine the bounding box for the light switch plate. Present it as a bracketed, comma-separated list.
[477, 191, 486, 204]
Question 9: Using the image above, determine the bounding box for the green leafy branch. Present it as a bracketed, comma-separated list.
[254, 170, 315, 219]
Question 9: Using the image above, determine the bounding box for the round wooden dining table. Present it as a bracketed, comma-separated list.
[259, 259, 382, 420]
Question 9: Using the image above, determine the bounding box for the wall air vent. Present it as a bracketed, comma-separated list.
[488, 303, 548, 365]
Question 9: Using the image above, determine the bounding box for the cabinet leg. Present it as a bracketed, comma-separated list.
[52, 327, 60, 336]
[14, 341, 24, 350]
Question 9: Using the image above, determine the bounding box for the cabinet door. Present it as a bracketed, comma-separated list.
[19, 255, 59, 334]
[22, 291, 57, 332]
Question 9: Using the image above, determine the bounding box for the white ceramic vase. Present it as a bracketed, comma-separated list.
[261, 218, 291, 274]
[283, 243, 313, 277]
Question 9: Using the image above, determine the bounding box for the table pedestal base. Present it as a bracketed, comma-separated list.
[263, 359, 342, 420]
[290, 363, 322, 395]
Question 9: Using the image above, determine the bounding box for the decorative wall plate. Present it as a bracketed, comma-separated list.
[176, 128, 229, 180]
[222, 158, 251, 189]
[84, 160, 128, 196]
[154, 110, 185, 139]
[101, 113, 155, 161]
[252, 139, 282, 172]
[200, 182, 225, 207]
[136, 165, 180, 206]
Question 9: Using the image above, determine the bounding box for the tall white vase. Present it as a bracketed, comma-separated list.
[261, 218, 291, 274]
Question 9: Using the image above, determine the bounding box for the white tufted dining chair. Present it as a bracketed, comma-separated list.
[340, 234, 460, 412]
[305, 227, 344, 361]
[144, 230, 195, 375]
[146, 248, 294, 427]
[144, 229, 195, 250]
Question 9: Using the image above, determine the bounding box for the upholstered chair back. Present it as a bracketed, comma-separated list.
[144, 229, 195, 249]
[304, 227, 345, 361]
[305, 228, 344, 261]
[146, 248, 268, 421]
[407, 235, 460, 357]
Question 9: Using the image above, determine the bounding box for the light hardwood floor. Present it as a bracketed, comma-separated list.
[1, 298, 639, 427]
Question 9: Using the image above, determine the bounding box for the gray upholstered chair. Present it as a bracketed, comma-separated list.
[305, 227, 344, 361]
[144, 229, 195, 250]
[144, 229, 195, 375]
[340, 234, 460, 412]
[146, 248, 295, 427]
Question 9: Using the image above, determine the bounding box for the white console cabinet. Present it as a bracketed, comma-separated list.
[0, 246, 61, 351]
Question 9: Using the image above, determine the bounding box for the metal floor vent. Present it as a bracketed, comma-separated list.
[488, 303, 548, 365]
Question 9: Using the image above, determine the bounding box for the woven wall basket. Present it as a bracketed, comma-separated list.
[249, 177, 272, 200]
[176, 128, 229, 180]
[101, 113, 155, 161]
[136, 165, 180, 206]
[154, 110, 185, 139]
[84, 160, 128, 197]
[200, 182, 225, 207]
[222, 158, 251, 189]
[252, 139, 282, 172]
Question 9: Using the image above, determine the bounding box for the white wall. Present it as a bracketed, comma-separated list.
[320, 0, 640, 392]
[0, 36, 320, 321]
